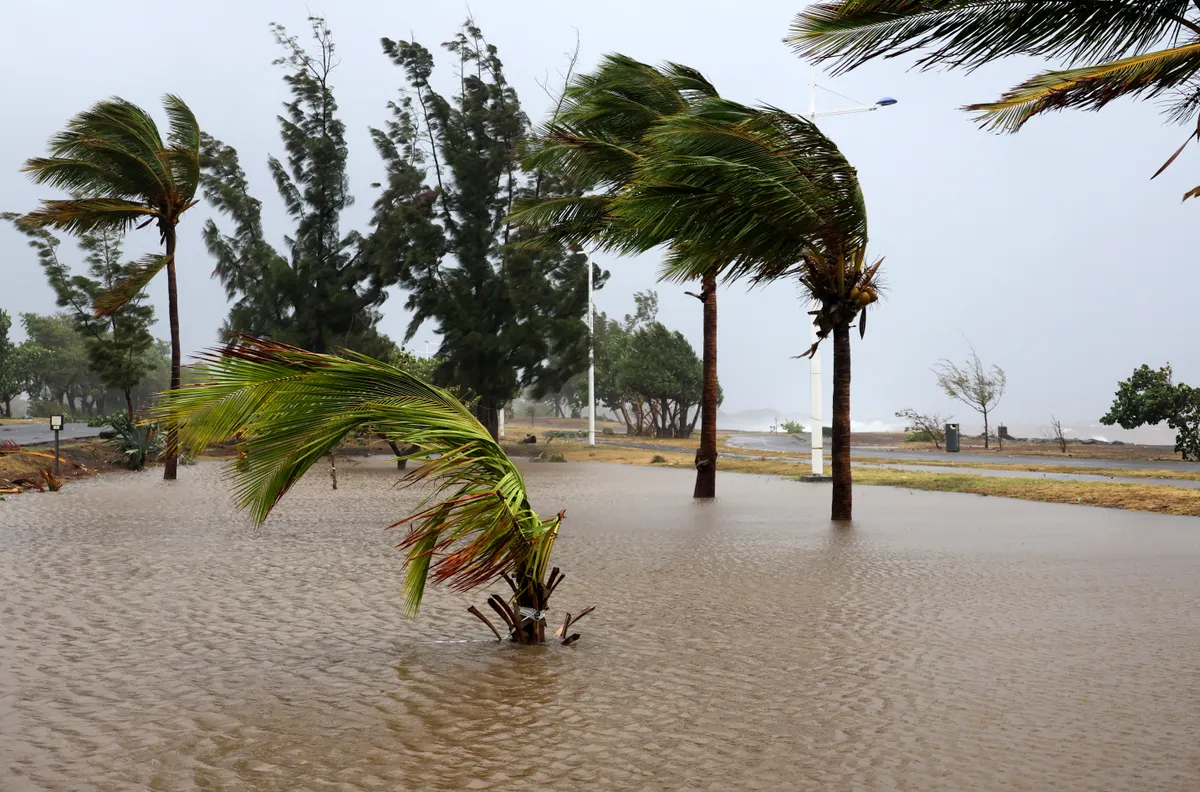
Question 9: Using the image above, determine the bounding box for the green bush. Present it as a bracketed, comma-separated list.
[88, 411, 124, 428]
[650, 454, 667, 464]
[780, 420, 805, 434]
[906, 430, 934, 443]
[602, 427, 614, 436]
[107, 412, 164, 470]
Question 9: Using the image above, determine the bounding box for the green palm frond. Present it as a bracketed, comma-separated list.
[967, 41, 1200, 131]
[20, 198, 157, 235]
[21, 95, 201, 232]
[148, 338, 560, 615]
[615, 100, 868, 284]
[162, 94, 201, 202]
[789, 1, 1194, 75]
[514, 54, 720, 239]
[94, 253, 171, 316]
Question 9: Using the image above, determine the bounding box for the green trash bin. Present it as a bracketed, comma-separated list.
[945, 423, 960, 453]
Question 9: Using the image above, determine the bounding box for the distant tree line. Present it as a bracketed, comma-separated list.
[0, 307, 168, 420]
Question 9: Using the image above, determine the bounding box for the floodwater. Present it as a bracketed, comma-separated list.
[2, 461, 1198, 791]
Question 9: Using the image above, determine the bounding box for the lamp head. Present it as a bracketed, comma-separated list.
[876, 97, 898, 107]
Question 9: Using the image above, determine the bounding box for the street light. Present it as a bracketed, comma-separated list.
[587, 261, 596, 447]
[50, 414, 64, 475]
[801, 76, 897, 480]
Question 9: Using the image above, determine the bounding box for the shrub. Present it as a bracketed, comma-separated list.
[905, 430, 934, 443]
[107, 412, 164, 470]
[650, 454, 667, 464]
[602, 427, 614, 436]
[40, 467, 65, 492]
[28, 400, 74, 420]
[780, 420, 805, 434]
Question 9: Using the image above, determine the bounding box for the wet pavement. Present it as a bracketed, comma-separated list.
[2, 460, 1198, 791]
[726, 433, 1198, 472]
[0, 422, 100, 446]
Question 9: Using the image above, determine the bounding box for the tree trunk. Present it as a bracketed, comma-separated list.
[476, 401, 499, 440]
[386, 439, 408, 470]
[982, 409, 990, 449]
[124, 388, 134, 421]
[1, 398, 8, 418]
[163, 226, 180, 481]
[831, 323, 853, 521]
[694, 270, 718, 498]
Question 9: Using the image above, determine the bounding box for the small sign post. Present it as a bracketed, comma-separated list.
[49, 414, 63, 474]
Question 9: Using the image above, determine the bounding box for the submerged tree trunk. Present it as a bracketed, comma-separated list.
[163, 226, 180, 481]
[831, 323, 852, 521]
[694, 270, 718, 498]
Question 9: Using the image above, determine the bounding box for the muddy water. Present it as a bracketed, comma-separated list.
[2, 460, 1198, 791]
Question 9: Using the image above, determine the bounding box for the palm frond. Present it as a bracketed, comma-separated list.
[789, 0, 1194, 75]
[614, 100, 868, 283]
[162, 94, 201, 201]
[968, 40, 1200, 131]
[94, 253, 170, 316]
[32, 97, 171, 196]
[20, 198, 157, 235]
[148, 338, 559, 615]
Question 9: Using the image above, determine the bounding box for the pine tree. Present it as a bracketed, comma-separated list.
[200, 17, 392, 356]
[366, 21, 605, 437]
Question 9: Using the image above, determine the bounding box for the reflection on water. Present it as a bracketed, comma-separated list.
[2, 460, 1199, 791]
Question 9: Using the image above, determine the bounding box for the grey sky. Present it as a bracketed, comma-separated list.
[3, 0, 1196, 436]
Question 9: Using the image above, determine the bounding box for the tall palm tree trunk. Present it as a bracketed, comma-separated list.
[694, 269, 718, 499]
[163, 227, 180, 481]
[831, 323, 852, 520]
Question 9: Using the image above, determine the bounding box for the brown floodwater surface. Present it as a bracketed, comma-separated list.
[2, 460, 1198, 791]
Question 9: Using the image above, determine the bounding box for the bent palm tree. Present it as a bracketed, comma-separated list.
[789, 1, 1200, 199]
[21, 95, 202, 479]
[150, 338, 588, 644]
[614, 100, 881, 521]
[515, 55, 726, 498]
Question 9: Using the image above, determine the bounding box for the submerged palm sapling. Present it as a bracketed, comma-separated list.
[151, 337, 591, 644]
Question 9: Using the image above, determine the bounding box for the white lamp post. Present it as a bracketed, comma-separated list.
[802, 75, 896, 479]
[587, 261, 596, 447]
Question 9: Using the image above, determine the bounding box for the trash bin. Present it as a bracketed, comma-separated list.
[945, 423, 960, 453]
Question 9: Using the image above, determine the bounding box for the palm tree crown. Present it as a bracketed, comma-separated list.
[21, 95, 201, 309]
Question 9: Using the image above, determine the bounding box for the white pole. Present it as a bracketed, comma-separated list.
[809, 304, 823, 476]
[587, 262, 596, 447]
[806, 73, 824, 477]
[498, 400, 505, 439]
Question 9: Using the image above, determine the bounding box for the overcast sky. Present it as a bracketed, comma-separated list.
[3, 0, 1196, 434]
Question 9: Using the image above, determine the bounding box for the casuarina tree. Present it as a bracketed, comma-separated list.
[362, 21, 604, 439]
[199, 17, 394, 357]
[20, 95, 202, 479]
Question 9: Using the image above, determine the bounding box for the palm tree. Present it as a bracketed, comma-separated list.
[21, 95, 202, 479]
[789, 1, 1200, 199]
[611, 99, 881, 521]
[514, 55, 726, 498]
[150, 337, 589, 644]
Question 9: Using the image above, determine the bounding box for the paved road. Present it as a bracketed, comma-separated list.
[725, 434, 1199, 472]
[0, 423, 101, 446]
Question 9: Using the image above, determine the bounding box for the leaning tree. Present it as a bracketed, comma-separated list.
[152, 338, 593, 644]
[21, 95, 202, 479]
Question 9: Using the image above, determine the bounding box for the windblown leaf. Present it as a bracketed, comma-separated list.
[94, 254, 171, 316]
[968, 41, 1200, 131]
